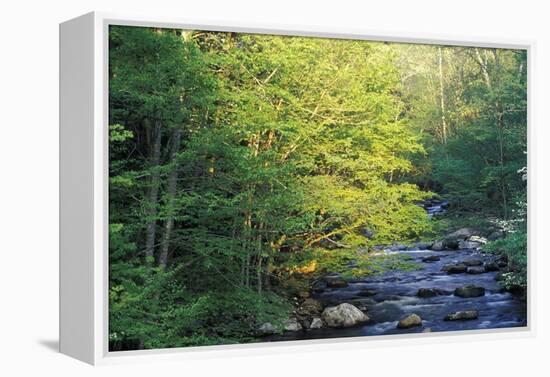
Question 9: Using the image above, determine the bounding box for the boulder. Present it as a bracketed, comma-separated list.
[309, 317, 323, 329]
[443, 239, 460, 250]
[298, 318, 310, 329]
[357, 289, 377, 297]
[454, 285, 486, 298]
[417, 288, 451, 298]
[487, 230, 504, 241]
[258, 322, 278, 335]
[497, 260, 508, 268]
[444, 310, 479, 321]
[322, 303, 369, 328]
[430, 240, 445, 251]
[468, 235, 487, 244]
[458, 240, 482, 249]
[297, 298, 324, 316]
[283, 318, 303, 332]
[446, 228, 478, 240]
[397, 313, 422, 329]
[463, 258, 483, 266]
[484, 261, 500, 272]
[417, 288, 437, 298]
[422, 255, 441, 263]
[466, 266, 486, 274]
[446, 264, 467, 274]
[416, 242, 432, 250]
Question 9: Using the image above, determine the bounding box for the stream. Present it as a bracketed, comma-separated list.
[267, 245, 526, 341]
[263, 199, 526, 341]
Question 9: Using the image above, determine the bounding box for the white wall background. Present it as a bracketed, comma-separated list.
[1, 0, 548, 375]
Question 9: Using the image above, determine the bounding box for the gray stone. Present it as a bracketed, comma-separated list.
[297, 298, 323, 316]
[417, 288, 451, 298]
[309, 317, 323, 329]
[463, 258, 483, 266]
[258, 322, 278, 335]
[283, 318, 303, 332]
[454, 285, 486, 298]
[443, 239, 460, 250]
[446, 228, 478, 240]
[458, 240, 482, 249]
[322, 303, 369, 328]
[487, 230, 504, 241]
[357, 289, 377, 297]
[397, 313, 422, 329]
[430, 240, 445, 251]
[484, 261, 500, 272]
[422, 255, 440, 263]
[446, 264, 467, 274]
[466, 266, 486, 274]
[468, 235, 487, 244]
[444, 310, 479, 321]
[416, 242, 432, 250]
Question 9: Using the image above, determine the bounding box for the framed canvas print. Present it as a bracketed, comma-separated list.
[60, 12, 532, 365]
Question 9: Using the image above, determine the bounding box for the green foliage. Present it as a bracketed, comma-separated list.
[485, 231, 527, 290]
[155, 289, 291, 348]
[109, 124, 134, 143]
[398, 46, 527, 218]
[282, 247, 421, 280]
[430, 213, 496, 237]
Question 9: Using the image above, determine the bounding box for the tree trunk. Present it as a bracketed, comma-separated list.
[159, 127, 183, 270]
[256, 222, 264, 294]
[473, 48, 508, 218]
[438, 47, 448, 145]
[491, 49, 508, 219]
[144, 119, 162, 263]
[243, 211, 252, 287]
[474, 48, 492, 88]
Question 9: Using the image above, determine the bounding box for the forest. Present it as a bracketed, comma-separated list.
[108, 26, 527, 351]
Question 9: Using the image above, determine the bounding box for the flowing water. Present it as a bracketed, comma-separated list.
[424, 199, 449, 218]
[268, 247, 526, 341]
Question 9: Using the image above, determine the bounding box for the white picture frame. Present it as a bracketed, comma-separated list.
[59, 11, 535, 365]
